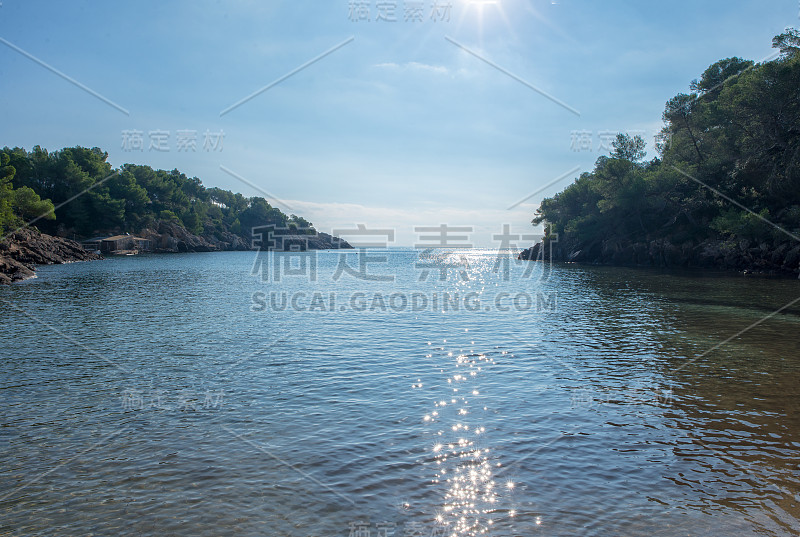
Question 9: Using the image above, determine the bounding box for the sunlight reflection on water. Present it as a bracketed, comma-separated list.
[415, 342, 511, 536]
[1, 250, 799, 536]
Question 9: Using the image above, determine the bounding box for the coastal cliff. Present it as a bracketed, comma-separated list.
[0, 228, 102, 284]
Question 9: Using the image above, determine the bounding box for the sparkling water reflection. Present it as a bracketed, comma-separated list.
[0, 249, 798, 536]
[419, 347, 502, 536]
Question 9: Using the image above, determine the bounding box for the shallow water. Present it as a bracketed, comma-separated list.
[1, 249, 799, 536]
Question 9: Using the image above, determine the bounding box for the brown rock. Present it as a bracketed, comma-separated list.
[0, 227, 102, 284]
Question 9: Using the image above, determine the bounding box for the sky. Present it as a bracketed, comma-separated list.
[1, 0, 797, 246]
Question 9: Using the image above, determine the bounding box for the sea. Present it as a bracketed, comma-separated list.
[1, 248, 799, 536]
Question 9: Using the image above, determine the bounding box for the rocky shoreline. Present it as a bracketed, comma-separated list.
[0, 223, 353, 284]
[519, 237, 800, 277]
[0, 228, 103, 284]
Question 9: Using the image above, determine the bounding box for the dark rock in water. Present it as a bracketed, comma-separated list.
[518, 244, 540, 261]
[517, 235, 800, 277]
[784, 245, 800, 270]
[316, 232, 353, 250]
[0, 256, 36, 284]
[0, 228, 102, 284]
[771, 243, 790, 265]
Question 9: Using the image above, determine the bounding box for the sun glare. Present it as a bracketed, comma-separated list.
[454, 0, 516, 46]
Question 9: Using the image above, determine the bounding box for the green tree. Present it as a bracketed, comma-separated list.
[0, 152, 16, 236]
[12, 187, 55, 222]
[532, 29, 800, 263]
[2, 144, 320, 245]
[0, 151, 55, 236]
[690, 57, 754, 96]
[611, 133, 647, 162]
[772, 28, 800, 57]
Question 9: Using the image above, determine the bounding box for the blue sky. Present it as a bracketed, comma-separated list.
[1, 0, 797, 246]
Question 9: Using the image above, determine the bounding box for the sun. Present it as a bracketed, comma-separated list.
[453, 0, 513, 45]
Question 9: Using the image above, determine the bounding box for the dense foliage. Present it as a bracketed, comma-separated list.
[534, 30, 800, 255]
[0, 152, 55, 237]
[0, 145, 313, 240]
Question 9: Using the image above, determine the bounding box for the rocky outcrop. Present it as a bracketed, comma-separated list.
[139, 220, 352, 253]
[139, 221, 247, 253]
[0, 221, 353, 283]
[0, 256, 35, 284]
[519, 237, 800, 277]
[314, 232, 353, 250]
[0, 228, 102, 284]
[255, 231, 353, 251]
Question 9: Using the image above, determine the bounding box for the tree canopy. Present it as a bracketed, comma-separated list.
[533, 29, 800, 257]
[0, 151, 55, 236]
[0, 145, 311, 242]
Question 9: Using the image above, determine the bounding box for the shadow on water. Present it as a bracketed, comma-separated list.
[538, 264, 800, 535]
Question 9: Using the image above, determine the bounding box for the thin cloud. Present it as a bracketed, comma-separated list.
[374, 61, 450, 75]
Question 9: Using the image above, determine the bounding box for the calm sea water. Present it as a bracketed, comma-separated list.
[1, 249, 799, 536]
